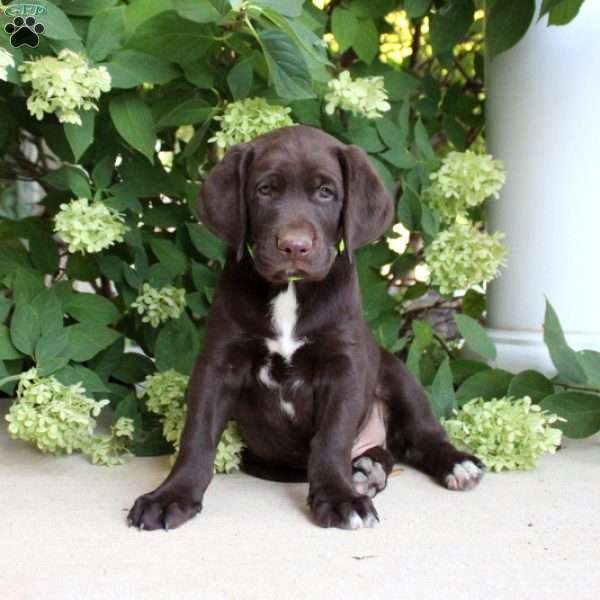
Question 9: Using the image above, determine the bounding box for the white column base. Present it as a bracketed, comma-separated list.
[487, 328, 600, 376]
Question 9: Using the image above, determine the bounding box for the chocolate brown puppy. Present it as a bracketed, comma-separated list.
[128, 126, 484, 531]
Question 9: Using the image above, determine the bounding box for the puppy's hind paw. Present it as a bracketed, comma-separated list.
[352, 456, 387, 498]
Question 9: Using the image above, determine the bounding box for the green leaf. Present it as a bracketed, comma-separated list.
[508, 370, 555, 403]
[227, 56, 255, 101]
[62, 0, 118, 16]
[539, 0, 564, 17]
[155, 99, 212, 127]
[462, 289, 486, 319]
[12, 267, 44, 305]
[10, 305, 40, 356]
[0, 297, 12, 323]
[64, 110, 95, 162]
[112, 352, 155, 384]
[66, 323, 122, 362]
[428, 358, 456, 419]
[54, 365, 109, 393]
[450, 359, 491, 386]
[331, 8, 359, 52]
[86, 6, 126, 61]
[174, 0, 221, 22]
[35, 328, 70, 375]
[456, 369, 513, 406]
[191, 260, 218, 291]
[92, 154, 115, 189]
[347, 0, 396, 17]
[406, 320, 433, 381]
[187, 223, 227, 265]
[576, 350, 600, 389]
[0, 325, 22, 360]
[543, 299, 587, 384]
[420, 203, 439, 239]
[109, 93, 156, 162]
[88, 338, 125, 381]
[255, 0, 304, 17]
[414, 118, 437, 163]
[405, 0, 431, 18]
[65, 292, 120, 326]
[384, 70, 420, 101]
[126, 11, 213, 65]
[35, 1, 81, 40]
[150, 238, 188, 275]
[487, 0, 536, 59]
[104, 50, 179, 88]
[66, 254, 101, 281]
[353, 18, 379, 64]
[37, 357, 70, 377]
[155, 314, 200, 375]
[183, 60, 214, 89]
[344, 119, 385, 153]
[397, 185, 421, 230]
[31, 288, 64, 336]
[547, 0, 585, 25]
[540, 392, 600, 439]
[259, 30, 314, 100]
[42, 165, 91, 198]
[429, 0, 474, 54]
[455, 314, 497, 360]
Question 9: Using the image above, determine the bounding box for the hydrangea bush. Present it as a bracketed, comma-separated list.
[1, 0, 598, 472]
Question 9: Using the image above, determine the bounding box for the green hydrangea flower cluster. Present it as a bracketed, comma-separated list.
[0, 47, 15, 82]
[84, 417, 135, 466]
[131, 283, 187, 328]
[209, 97, 294, 150]
[143, 370, 245, 473]
[54, 198, 128, 254]
[425, 151, 506, 222]
[5, 368, 134, 466]
[19, 49, 111, 125]
[443, 396, 564, 472]
[425, 222, 506, 294]
[324, 70, 391, 119]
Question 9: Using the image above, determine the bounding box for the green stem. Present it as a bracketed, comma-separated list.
[554, 381, 600, 394]
[0, 373, 23, 387]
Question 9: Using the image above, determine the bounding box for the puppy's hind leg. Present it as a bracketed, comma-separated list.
[380, 350, 485, 491]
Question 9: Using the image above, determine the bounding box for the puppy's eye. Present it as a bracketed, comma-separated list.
[257, 183, 272, 196]
[318, 185, 335, 201]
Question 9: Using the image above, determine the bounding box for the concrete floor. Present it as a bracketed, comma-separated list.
[1, 418, 599, 600]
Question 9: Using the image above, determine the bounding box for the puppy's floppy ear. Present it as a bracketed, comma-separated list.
[338, 144, 394, 261]
[197, 143, 254, 261]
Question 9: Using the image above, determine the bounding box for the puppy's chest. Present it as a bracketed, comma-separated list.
[257, 283, 309, 420]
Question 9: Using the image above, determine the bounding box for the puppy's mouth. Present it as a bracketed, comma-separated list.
[252, 255, 335, 284]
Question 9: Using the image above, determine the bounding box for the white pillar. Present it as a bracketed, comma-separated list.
[485, 0, 600, 374]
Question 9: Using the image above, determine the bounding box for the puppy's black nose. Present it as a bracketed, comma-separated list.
[277, 232, 313, 261]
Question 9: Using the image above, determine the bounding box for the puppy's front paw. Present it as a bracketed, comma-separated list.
[309, 492, 379, 530]
[127, 488, 202, 531]
[444, 459, 484, 491]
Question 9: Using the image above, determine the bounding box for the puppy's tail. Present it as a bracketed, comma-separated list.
[240, 450, 308, 483]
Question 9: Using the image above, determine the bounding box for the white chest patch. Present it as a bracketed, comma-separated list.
[265, 283, 305, 363]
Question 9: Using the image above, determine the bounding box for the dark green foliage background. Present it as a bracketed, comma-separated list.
[0, 0, 597, 454]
